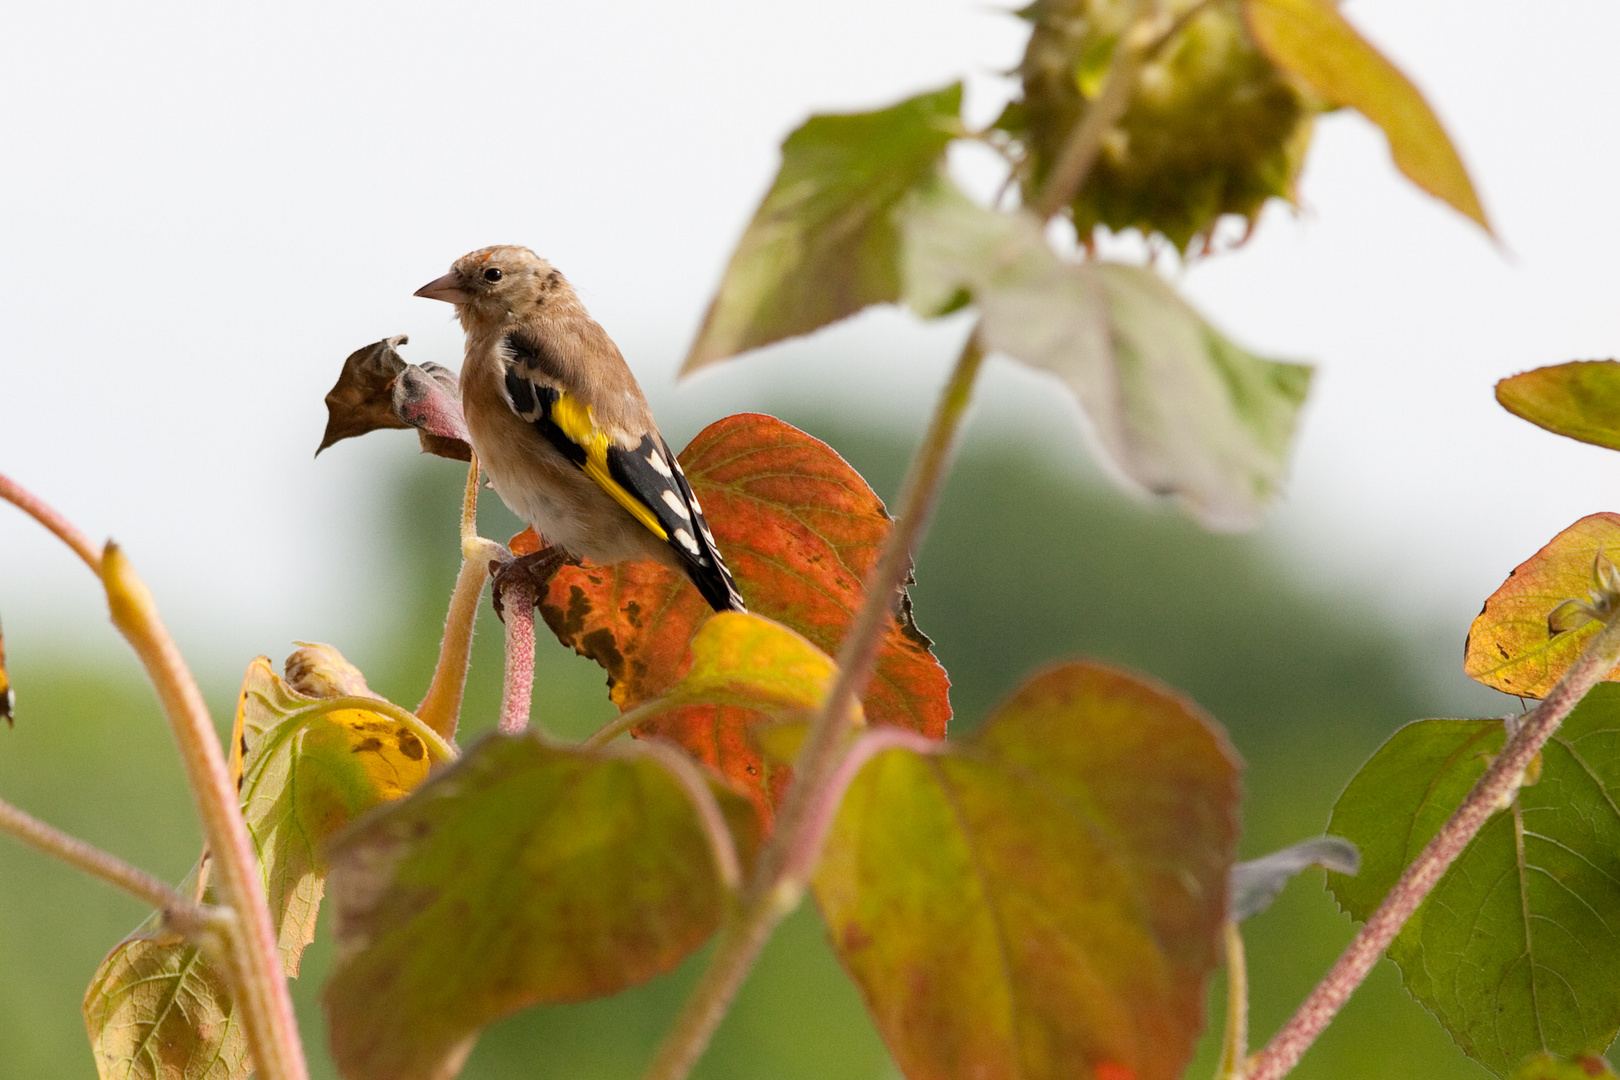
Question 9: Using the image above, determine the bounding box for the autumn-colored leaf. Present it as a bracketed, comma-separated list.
[233, 652, 436, 973]
[1464, 514, 1620, 696]
[658, 611, 846, 718]
[1497, 361, 1620, 451]
[1330, 686, 1620, 1076]
[682, 84, 961, 373]
[323, 732, 759, 1080]
[317, 335, 471, 461]
[902, 178, 1311, 531]
[539, 413, 949, 820]
[1245, 0, 1489, 233]
[815, 661, 1241, 1080]
[84, 911, 249, 1080]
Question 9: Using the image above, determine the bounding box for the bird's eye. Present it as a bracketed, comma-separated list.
[483, 268, 504, 283]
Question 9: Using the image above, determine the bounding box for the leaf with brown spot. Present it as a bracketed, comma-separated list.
[317, 335, 471, 461]
[539, 414, 950, 818]
[233, 652, 434, 973]
[1464, 514, 1620, 697]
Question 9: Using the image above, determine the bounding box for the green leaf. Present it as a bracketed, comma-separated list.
[1498, 361, 1620, 451]
[902, 179, 1312, 531]
[682, 83, 962, 373]
[1513, 1053, 1620, 1080]
[233, 654, 434, 974]
[323, 733, 759, 1080]
[1244, 0, 1490, 233]
[1229, 835, 1359, 921]
[1329, 685, 1620, 1076]
[815, 661, 1241, 1080]
[83, 884, 248, 1080]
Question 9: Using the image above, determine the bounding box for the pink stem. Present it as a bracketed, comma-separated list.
[0, 472, 102, 572]
[498, 574, 537, 734]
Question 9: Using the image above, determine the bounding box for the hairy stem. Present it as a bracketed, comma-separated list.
[102, 544, 308, 1080]
[416, 461, 495, 738]
[1248, 613, 1620, 1080]
[0, 472, 102, 573]
[498, 573, 538, 734]
[0, 795, 217, 937]
[583, 697, 668, 750]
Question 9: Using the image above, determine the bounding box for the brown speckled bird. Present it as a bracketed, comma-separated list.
[415, 245, 745, 612]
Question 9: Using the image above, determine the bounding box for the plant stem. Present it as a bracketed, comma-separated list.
[102, 544, 309, 1080]
[1218, 922, 1250, 1080]
[583, 697, 667, 750]
[297, 696, 458, 765]
[0, 472, 102, 573]
[641, 20, 1161, 1076]
[416, 460, 495, 738]
[1248, 612, 1620, 1080]
[0, 795, 218, 937]
[498, 572, 538, 734]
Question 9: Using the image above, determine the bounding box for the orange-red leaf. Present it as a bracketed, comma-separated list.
[1465, 513, 1620, 696]
[539, 414, 950, 819]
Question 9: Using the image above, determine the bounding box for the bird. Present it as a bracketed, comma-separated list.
[414, 245, 745, 613]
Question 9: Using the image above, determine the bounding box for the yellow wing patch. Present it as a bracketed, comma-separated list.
[548, 391, 670, 541]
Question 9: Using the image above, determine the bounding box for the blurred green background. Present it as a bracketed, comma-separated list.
[0, 402, 1526, 1079]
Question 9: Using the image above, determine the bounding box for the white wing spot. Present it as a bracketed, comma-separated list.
[674, 528, 700, 554]
[661, 490, 693, 519]
[646, 450, 673, 477]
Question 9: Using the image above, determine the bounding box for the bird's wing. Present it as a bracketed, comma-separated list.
[500, 331, 745, 612]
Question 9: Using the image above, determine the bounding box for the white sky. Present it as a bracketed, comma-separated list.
[2, 0, 1618, 677]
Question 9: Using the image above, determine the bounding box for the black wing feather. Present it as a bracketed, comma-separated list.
[606, 435, 746, 612]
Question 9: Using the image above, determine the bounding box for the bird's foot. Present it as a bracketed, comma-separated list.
[490, 545, 577, 622]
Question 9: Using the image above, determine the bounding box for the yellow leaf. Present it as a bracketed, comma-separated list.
[1245, 0, 1490, 233]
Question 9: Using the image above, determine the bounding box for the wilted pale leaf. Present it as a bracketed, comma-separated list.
[1497, 361, 1620, 452]
[84, 872, 247, 1080]
[540, 414, 948, 821]
[317, 335, 471, 460]
[816, 661, 1241, 1080]
[1464, 514, 1620, 697]
[1229, 836, 1359, 921]
[1330, 686, 1620, 1076]
[902, 179, 1312, 531]
[683, 84, 961, 372]
[234, 654, 434, 973]
[1245, 0, 1489, 232]
[324, 733, 759, 1080]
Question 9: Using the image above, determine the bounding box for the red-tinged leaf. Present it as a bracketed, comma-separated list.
[1514, 1054, 1620, 1080]
[317, 335, 472, 461]
[1244, 0, 1489, 233]
[1464, 514, 1620, 696]
[815, 661, 1241, 1080]
[539, 413, 950, 819]
[324, 733, 759, 1080]
[1497, 361, 1620, 451]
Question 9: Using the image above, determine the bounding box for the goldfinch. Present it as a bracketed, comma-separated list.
[415, 245, 745, 613]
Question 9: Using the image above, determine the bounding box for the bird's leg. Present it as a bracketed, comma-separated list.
[490, 545, 577, 622]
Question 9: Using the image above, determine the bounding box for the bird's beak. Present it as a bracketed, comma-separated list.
[414, 272, 473, 305]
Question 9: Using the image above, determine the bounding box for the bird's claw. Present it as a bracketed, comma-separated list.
[490, 546, 577, 622]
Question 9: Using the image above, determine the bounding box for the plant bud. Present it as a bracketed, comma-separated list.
[1009, 0, 1319, 250]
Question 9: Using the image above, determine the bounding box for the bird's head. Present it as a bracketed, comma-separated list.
[414, 245, 564, 326]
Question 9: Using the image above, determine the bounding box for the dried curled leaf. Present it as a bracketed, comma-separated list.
[317, 335, 471, 460]
[1229, 835, 1359, 921]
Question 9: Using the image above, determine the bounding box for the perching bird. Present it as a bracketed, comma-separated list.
[415, 245, 745, 613]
